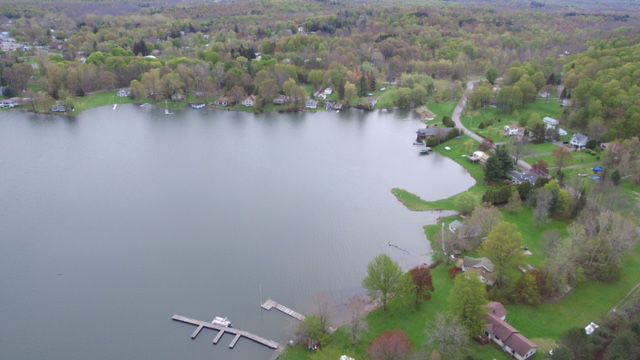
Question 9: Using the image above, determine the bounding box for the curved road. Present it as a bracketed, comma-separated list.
[452, 80, 532, 171]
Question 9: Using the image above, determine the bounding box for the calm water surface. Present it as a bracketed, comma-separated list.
[0, 105, 474, 360]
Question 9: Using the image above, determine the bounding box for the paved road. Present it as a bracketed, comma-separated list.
[453, 80, 532, 171]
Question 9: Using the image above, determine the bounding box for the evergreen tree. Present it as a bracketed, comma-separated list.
[359, 75, 368, 97]
[484, 156, 504, 183]
[495, 145, 514, 174]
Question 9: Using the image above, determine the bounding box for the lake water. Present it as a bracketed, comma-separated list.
[0, 105, 474, 360]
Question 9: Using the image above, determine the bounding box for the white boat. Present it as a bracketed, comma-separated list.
[112, 104, 117, 110]
[191, 103, 205, 109]
[212, 316, 231, 327]
[164, 101, 174, 115]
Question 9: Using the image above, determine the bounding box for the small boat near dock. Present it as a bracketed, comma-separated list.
[191, 103, 205, 110]
[212, 316, 232, 327]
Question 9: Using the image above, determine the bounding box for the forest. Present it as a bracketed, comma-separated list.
[3, 1, 640, 360]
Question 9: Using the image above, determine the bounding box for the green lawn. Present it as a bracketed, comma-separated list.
[462, 99, 563, 144]
[73, 91, 134, 113]
[280, 264, 510, 360]
[501, 208, 569, 267]
[425, 100, 456, 125]
[525, 150, 601, 169]
[508, 242, 640, 340]
[392, 135, 488, 211]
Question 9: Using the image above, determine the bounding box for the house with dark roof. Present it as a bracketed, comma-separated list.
[508, 170, 540, 186]
[416, 126, 455, 143]
[485, 302, 538, 360]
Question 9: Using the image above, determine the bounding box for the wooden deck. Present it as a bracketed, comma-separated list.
[171, 314, 279, 350]
[260, 299, 306, 321]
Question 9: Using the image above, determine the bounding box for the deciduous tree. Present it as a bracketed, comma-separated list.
[449, 272, 487, 336]
[363, 254, 404, 311]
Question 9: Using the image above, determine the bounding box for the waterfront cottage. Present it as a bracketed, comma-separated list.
[484, 302, 538, 360]
[242, 95, 256, 107]
[509, 170, 539, 186]
[273, 95, 289, 105]
[51, 102, 66, 113]
[305, 99, 318, 109]
[215, 97, 235, 107]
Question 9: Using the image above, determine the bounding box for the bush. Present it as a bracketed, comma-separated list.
[478, 122, 486, 129]
[482, 186, 512, 205]
[442, 116, 455, 127]
[611, 169, 621, 186]
[586, 139, 597, 150]
[455, 193, 479, 215]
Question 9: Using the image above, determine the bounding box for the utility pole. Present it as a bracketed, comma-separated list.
[441, 222, 446, 255]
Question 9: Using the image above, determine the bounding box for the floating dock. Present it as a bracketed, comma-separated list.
[260, 299, 306, 321]
[171, 314, 279, 350]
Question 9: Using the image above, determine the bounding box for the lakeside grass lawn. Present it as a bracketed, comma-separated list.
[392, 135, 488, 211]
[426, 100, 456, 125]
[280, 264, 510, 360]
[73, 91, 134, 113]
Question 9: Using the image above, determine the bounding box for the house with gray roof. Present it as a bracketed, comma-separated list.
[570, 133, 588, 150]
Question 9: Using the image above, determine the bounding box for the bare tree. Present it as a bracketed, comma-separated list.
[426, 313, 470, 360]
[534, 188, 553, 226]
[346, 295, 368, 345]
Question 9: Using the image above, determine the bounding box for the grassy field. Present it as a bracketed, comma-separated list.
[72, 91, 134, 113]
[508, 242, 640, 340]
[392, 135, 487, 211]
[461, 98, 563, 144]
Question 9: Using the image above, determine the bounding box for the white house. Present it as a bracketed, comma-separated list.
[242, 95, 256, 107]
[305, 99, 318, 109]
[543, 117, 559, 129]
[570, 133, 589, 150]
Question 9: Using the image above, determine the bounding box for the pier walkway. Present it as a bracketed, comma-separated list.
[261, 299, 306, 321]
[171, 314, 279, 350]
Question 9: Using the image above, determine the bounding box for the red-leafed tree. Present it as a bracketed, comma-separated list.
[409, 265, 434, 308]
[368, 330, 413, 360]
[532, 159, 549, 177]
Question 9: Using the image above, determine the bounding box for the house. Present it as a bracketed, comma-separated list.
[488, 301, 507, 321]
[469, 151, 490, 165]
[448, 220, 463, 233]
[305, 99, 318, 109]
[215, 96, 235, 107]
[461, 256, 496, 286]
[323, 88, 333, 96]
[51, 102, 66, 113]
[570, 133, 588, 150]
[416, 126, 456, 144]
[543, 116, 559, 129]
[485, 305, 538, 360]
[273, 95, 289, 105]
[242, 95, 256, 107]
[0, 99, 17, 108]
[509, 170, 540, 186]
[171, 93, 185, 102]
[504, 125, 524, 137]
[117, 88, 131, 97]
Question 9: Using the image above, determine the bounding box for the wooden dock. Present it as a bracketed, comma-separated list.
[261, 299, 306, 321]
[171, 314, 280, 350]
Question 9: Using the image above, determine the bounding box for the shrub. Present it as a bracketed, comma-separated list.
[586, 139, 597, 150]
[482, 186, 512, 205]
[442, 116, 455, 127]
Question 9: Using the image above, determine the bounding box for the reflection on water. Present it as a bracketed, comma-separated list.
[0, 106, 474, 360]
